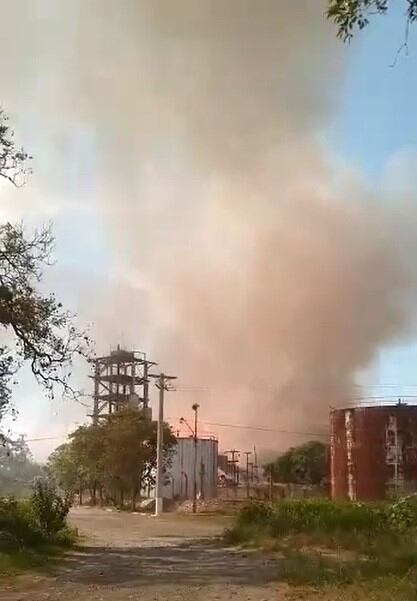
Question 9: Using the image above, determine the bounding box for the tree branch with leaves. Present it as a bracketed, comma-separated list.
[49, 410, 177, 510]
[0, 222, 91, 404]
[0, 109, 92, 427]
[0, 109, 31, 187]
[327, 0, 417, 42]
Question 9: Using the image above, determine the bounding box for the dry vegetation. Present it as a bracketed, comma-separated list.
[225, 497, 417, 599]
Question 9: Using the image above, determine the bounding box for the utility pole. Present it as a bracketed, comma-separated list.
[92, 360, 100, 425]
[243, 451, 252, 499]
[225, 449, 240, 494]
[149, 372, 176, 516]
[268, 472, 273, 501]
[155, 377, 164, 517]
[253, 445, 259, 483]
[192, 403, 199, 514]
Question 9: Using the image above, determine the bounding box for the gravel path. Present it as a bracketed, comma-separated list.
[0, 507, 289, 600]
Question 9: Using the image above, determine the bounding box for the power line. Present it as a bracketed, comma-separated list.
[25, 436, 66, 443]
[25, 397, 417, 445]
[202, 421, 328, 439]
[174, 385, 210, 391]
[350, 394, 417, 401]
[24, 419, 329, 443]
[73, 398, 90, 409]
[354, 384, 417, 388]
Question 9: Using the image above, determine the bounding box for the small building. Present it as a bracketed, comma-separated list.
[164, 436, 218, 500]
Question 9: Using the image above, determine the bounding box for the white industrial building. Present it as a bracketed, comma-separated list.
[163, 436, 218, 500]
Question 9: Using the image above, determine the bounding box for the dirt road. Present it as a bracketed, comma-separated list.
[0, 507, 287, 600]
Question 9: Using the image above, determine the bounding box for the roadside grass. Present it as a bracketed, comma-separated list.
[0, 545, 67, 577]
[0, 526, 77, 577]
[286, 574, 417, 601]
[0, 481, 77, 577]
[225, 497, 417, 597]
[328, 574, 417, 601]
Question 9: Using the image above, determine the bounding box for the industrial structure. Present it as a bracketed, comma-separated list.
[330, 404, 417, 501]
[90, 346, 220, 506]
[163, 436, 218, 500]
[90, 346, 156, 423]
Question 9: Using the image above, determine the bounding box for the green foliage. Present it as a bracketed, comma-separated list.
[329, 573, 417, 601]
[227, 498, 417, 592]
[47, 442, 87, 497]
[51, 525, 77, 547]
[236, 501, 273, 526]
[264, 440, 327, 485]
[0, 480, 73, 554]
[68, 423, 104, 502]
[0, 222, 92, 406]
[387, 495, 417, 532]
[30, 479, 70, 537]
[0, 436, 42, 497]
[0, 498, 41, 548]
[327, 1, 417, 42]
[49, 409, 177, 509]
[233, 499, 387, 538]
[0, 110, 91, 426]
[0, 108, 31, 186]
[0, 547, 53, 576]
[229, 496, 417, 544]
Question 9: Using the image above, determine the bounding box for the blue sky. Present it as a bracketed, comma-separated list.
[331, 7, 417, 399]
[332, 5, 417, 179]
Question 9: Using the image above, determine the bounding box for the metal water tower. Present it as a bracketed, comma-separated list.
[330, 403, 417, 501]
[90, 345, 156, 423]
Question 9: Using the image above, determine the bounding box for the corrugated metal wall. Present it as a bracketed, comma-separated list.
[331, 406, 417, 501]
[164, 437, 218, 499]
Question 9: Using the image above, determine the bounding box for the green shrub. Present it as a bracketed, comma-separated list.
[52, 525, 77, 547]
[30, 479, 71, 538]
[226, 498, 417, 592]
[388, 496, 417, 532]
[266, 499, 386, 537]
[228, 498, 400, 544]
[0, 498, 42, 548]
[236, 501, 272, 526]
[0, 479, 74, 552]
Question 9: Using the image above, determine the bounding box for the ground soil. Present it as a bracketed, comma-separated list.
[0, 507, 289, 600]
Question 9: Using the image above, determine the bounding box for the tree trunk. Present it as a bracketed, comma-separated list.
[131, 487, 138, 512]
[90, 485, 97, 506]
[79, 485, 83, 506]
[120, 488, 124, 509]
[99, 486, 104, 507]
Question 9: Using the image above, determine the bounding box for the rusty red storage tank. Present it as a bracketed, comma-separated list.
[330, 405, 417, 501]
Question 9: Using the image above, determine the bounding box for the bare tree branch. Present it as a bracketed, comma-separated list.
[0, 109, 32, 187]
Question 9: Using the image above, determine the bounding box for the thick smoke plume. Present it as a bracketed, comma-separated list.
[1, 1, 417, 450]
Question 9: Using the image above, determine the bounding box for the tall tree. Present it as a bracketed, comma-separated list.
[327, 1, 417, 42]
[0, 435, 42, 497]
[264, 441, 328, 486]
[49, 410, 177, 510]
[47, 442, 88, 503]
[101, 409, 176, 510]
[0, 110, 91, 426]
[68, 424, 105, 505]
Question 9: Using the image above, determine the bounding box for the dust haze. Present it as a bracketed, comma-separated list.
[1, 1, 417, 451]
